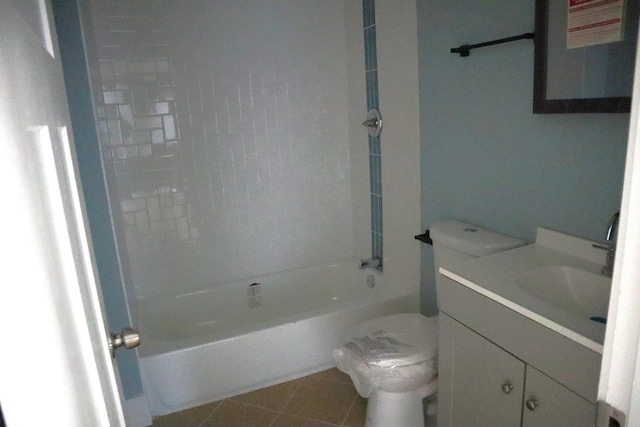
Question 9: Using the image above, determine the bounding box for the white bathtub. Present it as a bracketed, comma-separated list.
[137, 258, 418, 416]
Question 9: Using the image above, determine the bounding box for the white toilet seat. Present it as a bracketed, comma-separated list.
[365, 358, 437, 393]
[334, 313, 439, 427]
[346, 313, 438, 366]
[333, 313, 439, 396]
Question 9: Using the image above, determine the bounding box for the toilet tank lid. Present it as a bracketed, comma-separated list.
[430, 219, 525, 257]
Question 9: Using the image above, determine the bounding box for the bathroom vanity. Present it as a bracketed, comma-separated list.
[436, 227, 610, 427]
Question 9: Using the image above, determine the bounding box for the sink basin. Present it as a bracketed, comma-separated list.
[440, 227, 615, 351]
[515, 266, 611, 319]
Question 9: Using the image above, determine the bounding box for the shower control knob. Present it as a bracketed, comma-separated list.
[501, 383, 513, 394]
[362, 108, 382, 137]
[108, 326, 140, 358]
[362, 118, 379, 128]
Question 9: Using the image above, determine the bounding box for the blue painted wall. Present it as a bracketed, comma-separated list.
[418, 0, 630, 315]
[52, 0, 144, 400]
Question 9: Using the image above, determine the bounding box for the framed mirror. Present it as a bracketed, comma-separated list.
[534, 0, 637, 113]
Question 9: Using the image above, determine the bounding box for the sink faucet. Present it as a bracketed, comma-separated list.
[605, 211, 620, 241]
[592, 211, 620, 277]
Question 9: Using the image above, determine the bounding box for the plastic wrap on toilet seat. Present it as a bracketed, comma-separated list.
[332, 313, 438, 397]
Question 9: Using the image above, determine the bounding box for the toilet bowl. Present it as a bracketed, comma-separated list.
[333, 313, 438, 427]
[334, 220, 525, 427]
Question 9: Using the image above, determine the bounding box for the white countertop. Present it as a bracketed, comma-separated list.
[440, 228, 610, 354]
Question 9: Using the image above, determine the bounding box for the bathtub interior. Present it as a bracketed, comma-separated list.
[139, 267, 419, 416]
[137, 258, 417, 356]
[138, 259, 376, 340]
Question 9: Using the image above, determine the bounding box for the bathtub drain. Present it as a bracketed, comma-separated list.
[367, 275, 375, 288]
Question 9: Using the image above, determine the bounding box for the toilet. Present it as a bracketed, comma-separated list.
[333, 220, 525, 427]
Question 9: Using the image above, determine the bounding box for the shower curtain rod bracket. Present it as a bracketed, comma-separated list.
[450, 32, 534, 57]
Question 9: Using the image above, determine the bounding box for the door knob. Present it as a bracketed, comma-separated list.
[501, 383, 514, 394]
[525, 399, 539, 411]
[109, 327, 140, 358]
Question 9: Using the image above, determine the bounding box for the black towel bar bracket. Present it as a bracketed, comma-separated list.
[451, 32, 534, 57]
[415, 230, 433, 245]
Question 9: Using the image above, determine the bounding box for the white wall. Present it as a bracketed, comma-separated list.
[377, 0, 422, 296]
[345, 1, 372, 260]
[89, 0, 357, 298]
[344, 0, 422, 298]
[87, 0, 421, 301]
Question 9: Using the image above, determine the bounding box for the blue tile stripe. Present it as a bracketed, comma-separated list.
[363, 0, 375, 28]
[368, 134, 380, 155]
[364, 27, 377, 71]
[365, 70, 378, 110]
[371, 194, 383, 232]
[369, 153, 382, 196]
[363, 0, 382, 268]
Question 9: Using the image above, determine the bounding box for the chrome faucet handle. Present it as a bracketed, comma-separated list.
[362, 118, 380, 128]
[362, 108, 382, 137]
[605, 211, 620, 242]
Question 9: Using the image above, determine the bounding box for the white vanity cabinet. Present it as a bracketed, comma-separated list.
[433, 227, 609, 426]
[439, 313, 524, 426]
[439, 314, 596, 427]
[436, 273, 601, 427]
[522, 364, 595, 427]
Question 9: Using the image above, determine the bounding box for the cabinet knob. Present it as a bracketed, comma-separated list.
[525, 399, 539, 411]
[501, 383, 514, 394]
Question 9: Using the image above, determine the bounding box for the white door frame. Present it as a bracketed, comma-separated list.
[597, 21, 640, 427]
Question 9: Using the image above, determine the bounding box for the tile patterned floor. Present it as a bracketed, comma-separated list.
[150, 368, 368, 427]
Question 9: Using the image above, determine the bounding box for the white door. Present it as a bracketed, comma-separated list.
[0, 1, 125, 425]
[597, 22, 640, 426]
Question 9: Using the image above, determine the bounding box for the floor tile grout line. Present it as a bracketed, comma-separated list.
[266, 413, 278, 427]
[197, 400, 224, 427]
[161, 369, 360, 427]
[267, 377, 307, 427]
[279, 374, 356, 426]
[221, 399, 281, 426]
[289, 375, 360, 426]
[276, 412, 343, 427]
[222, 398, 280, 414]
[279, 375, 307, 412]
[211, 399, 281, 426]
[339, 392, 361, 426]
[306, 373, 362, 426]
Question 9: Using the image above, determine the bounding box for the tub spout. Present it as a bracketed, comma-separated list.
[360, 258, 381, 270]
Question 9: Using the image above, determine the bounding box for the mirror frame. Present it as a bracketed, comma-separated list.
[533, 0, 632, 114]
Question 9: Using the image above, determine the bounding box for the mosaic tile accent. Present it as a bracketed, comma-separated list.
[363, 0, 383, 268]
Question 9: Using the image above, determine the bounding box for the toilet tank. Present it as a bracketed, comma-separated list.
[430, 220, 525, 295]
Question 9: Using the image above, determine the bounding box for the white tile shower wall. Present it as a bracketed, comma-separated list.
[89, 0, 354, 298]
[375, 0, 420, 294]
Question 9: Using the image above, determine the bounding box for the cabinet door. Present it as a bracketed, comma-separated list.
[522, 366, 596, 427]
[439, 314, 526, 427]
